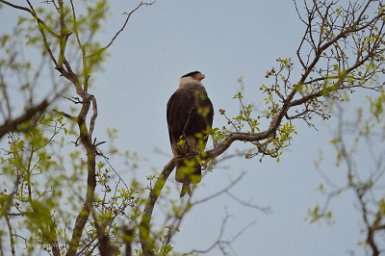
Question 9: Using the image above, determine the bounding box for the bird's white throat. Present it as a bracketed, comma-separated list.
[179, 76, 200, 89]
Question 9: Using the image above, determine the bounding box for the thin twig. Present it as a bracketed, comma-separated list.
[87, 1, 156, 58]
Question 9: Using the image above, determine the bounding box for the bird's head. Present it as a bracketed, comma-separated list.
[179, 71, 205, 88]
[181, 71, 205, 81]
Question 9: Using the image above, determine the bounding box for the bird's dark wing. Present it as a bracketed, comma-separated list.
[167, 89, 194, 151]
[183, 90, 214, 143]
[167, 87, 214, 155]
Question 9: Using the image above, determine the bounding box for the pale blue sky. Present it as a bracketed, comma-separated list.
[0, 1, 372, 255]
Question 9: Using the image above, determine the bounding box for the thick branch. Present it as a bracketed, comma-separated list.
[0, 99, 49, 140]
[140, 157, 179, 256]
[65, 107, 97, 256]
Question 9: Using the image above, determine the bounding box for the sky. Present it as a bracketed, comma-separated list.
[0, 1, 378, 255]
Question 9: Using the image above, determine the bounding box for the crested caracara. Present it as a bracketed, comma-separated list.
[167, 71, 214, 197]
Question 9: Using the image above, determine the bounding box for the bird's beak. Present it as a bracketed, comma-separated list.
[201, 73, 205, 80]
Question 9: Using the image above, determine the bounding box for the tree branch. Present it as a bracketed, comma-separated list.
[0, 99, 49, 140]
[0, 0, 31, 12]
[65, 104, 97, 256]
[140, 157, 179, 256]
[87, 1, 156, 58]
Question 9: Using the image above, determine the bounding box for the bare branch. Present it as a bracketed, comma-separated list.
[186, 211, 257, 256]
[314, 101, 385, 254]
[87, 1, 156, 58]
[0, 0, 31, 12]
[0, 99, 49, 140]
[192, 172, 247, 205]
[226, 191, 272, 213]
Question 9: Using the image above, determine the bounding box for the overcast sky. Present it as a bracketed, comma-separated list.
[1, 1, 374, 255]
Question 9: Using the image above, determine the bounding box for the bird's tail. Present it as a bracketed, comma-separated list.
[175, 162, 201, 184]
[175, 157, 201, 197]
[180, 182, 192, 197]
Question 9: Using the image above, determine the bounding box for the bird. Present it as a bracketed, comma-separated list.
[167, 71, 214, 197]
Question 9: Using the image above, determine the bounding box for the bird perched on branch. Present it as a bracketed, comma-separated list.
[167, 71, 214, 197]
